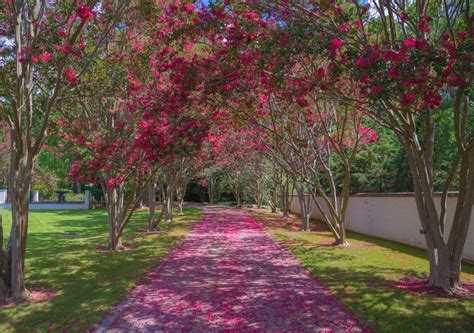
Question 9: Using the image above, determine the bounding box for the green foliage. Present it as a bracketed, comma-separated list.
[349, 126, 413, 193]
[31, 183, 56, 201]
[0, 208, 203, 332]
[340, 95, 468, 194]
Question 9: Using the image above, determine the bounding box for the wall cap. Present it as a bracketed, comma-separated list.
[296, 192, 460, 198]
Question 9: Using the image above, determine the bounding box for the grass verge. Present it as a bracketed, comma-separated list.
[0, 207, 202, 332]
[252, 209, 474, 333]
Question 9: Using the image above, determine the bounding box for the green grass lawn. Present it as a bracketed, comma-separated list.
[0, 208, 202, 332]
[253, 210, 474, 333]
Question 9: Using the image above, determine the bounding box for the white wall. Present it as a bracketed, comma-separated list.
[0, 190, 6, 204]
[1, 202, 90, 210]
[0, 190, 90, 210]
[290, 194, 474, 262]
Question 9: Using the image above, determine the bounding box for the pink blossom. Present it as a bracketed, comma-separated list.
[57, 29, 67, 39]
[134, 43, 144, 53]
[422, 91, 442, 109]
[241, 12, 258, 21]
[38, 52, 52, 62]
[448, 75, 465, 87]
[401, 93, 417, 107]
[64, 67, 77, 84]
[106, 178, 116, 190]
[184, 41, 193, 51]
[76, 4, 95, 22]
[182, 5, 195, 13]
[356, 57, 368, 69]
[57, 44, 72, 53]
[402, 38, 416, 49]
[457, 31, 467, 40]
[371, 86, 382, 95]
[296, 97, 309, 108]
[129, 80, 141, 90]
[339, 23, 351, 33]
[330, 38, 344, 54]
[418, 16, 432, 33]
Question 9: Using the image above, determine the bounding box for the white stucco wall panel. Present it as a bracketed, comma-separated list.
[0, 203, 89, 210]
[290, 194, 474, 262]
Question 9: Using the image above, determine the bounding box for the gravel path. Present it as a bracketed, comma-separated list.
[94, 206, 366, 332]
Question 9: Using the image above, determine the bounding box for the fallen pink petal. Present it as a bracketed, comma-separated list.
[94, 207, 368, 332]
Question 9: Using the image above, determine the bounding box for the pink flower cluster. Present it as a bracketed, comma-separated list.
[76, 4, 95, 22]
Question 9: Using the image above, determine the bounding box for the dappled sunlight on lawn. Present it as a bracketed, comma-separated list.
[252, 209, 474, 332]
[0, 208, 202, 332]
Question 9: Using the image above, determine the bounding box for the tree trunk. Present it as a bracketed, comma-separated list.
[165, 185, 174, 222]
[269, 167, 281, 213]
[147, 182, 156, 231]
[280, 178, 290, 219]
[297, 184, 312, 231]
[253, 177, 265, 209]
[105, 187, 117, 250]
[402, 134, 474, 292]
[8, 149, 33, 301]
[177, 198, 184, 215]
[208, 175, 216, 205]
[334, 219, 348, 246]
[269, 188, 278, 213]
[233, 179, 241, 207]
[176, 182, 187, 216]
[152, 208, 165, 230]
[0, 214, 8, 303]
[103, 184, 125, 251]
[235, 190, 241, 207]
[115, 183, 125, 249]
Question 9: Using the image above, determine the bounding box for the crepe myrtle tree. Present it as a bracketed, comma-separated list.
[198, 13, 376, 238]
[61, 97, 154, 251]
[353, 1, 472, 292]
[130, 0, 225, 220]
[224, 0, 473, 292]
[206, 127, 268, 207]
[244, 157, 268, 209]
[266, 161, 283, 214]
[59, 6, 165, 250]
[155, 156, 201, 223]
[0, 0, 127, 301]
[154, 156, 204, 222]
[157, 162, 179, 223]
[175, 156, 204, 215]
[60, 49, 154, 250]
[264, 0, 473, 292]
[264, 144, 314, 230]
[253, 92, 376, 243]
[199, 166, 224, 205]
